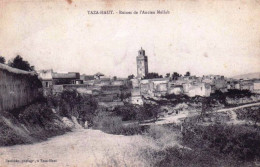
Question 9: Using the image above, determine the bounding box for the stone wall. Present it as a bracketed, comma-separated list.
[0, 64, 42, 111]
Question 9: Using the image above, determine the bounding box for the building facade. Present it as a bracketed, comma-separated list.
[38, 69, 53, 88]
[253, 80, 260, 94]
[52, 72, 80, 85]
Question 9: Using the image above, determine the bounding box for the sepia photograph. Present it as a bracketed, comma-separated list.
[0, 0, 260, 166]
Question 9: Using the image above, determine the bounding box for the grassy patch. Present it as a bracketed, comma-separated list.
[182, 123, 260, 162]
[92, 112, 144, 135]
[234, 106, 260, 124]
[136, 123, 259, 167]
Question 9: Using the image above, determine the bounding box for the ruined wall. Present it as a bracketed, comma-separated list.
[0, 64, 42, 111]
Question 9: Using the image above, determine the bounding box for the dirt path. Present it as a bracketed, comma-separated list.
[215, 102, 260, 125]
[216, 102, 260, 113]
[0, 129, 155, 167]
[141, 111, 191, 126]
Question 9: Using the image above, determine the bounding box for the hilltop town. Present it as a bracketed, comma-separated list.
[36, 48, 260, 107]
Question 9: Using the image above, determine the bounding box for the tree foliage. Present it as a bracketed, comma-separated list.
[0, 56, 5, 64]
[165, 73, 170, 78]
[185, 71, 191, 76]
[8, 55, 34, 71]
[111, 103, 160, 122]
[143, 72, 163, 79]
[47, 90, 98, 124]
[172, 72, 180, 80]
[127, 74, 135, 80]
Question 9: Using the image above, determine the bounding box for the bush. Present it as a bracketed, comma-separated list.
[0, 112, 33, 146]
[225, 89, 254, 98]
[93, 112, 143, 135]
[0, 122, 30, 146]
[0, 102, 71, 146]
[47, 90, 98, 125]
[111, 103, 160, 122]
[18, 102, 70, 139]
[112, 104, 138, 121]
[182, 124, 260, 161]
[146, 146, 244, 167]
[139, 123, 258, 167]
[136, 104, 160, 122]
[235, 106, 260, 124]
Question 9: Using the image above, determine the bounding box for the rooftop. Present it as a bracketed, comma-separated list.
[0, 63, 36, 76]
[52, 72, 79, 79]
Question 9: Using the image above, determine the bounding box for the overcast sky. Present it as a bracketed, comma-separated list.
[0, 0, 259, 77]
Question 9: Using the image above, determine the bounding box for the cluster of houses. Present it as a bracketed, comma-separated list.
[130, 48, 260, 105]
[130, 74, 260, 105]
[37, 48, 260, 106]
[38, 70, 129, 89]
[37, 69, 130, 107]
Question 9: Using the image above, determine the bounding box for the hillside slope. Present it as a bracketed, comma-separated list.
[232, 72, 260, 79]
[0, 102, 73, 146]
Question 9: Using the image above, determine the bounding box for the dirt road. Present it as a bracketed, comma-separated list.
[143, 102, 260, 126]
[0, 129, 155, 167]
[216, 102, 260, 113]
[215, 102, 260, 124]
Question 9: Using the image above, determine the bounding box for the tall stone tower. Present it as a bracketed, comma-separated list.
[136, 47, 148, 79]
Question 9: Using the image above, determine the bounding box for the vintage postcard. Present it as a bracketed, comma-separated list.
[0, 0, 260, 166]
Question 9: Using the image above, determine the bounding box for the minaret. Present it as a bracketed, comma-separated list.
[136, 47, 148, 79]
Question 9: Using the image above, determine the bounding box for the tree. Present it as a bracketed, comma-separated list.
[113, 76, 117, 81]
[0, 56, 5, 64]
[185, 71, 191, 77]
[8, 55, 34, 71]
[127, 74, 135, 80]
[165, 73, 170, 78]
[143, 72, 163, 79]
[172, 72, 180, 80]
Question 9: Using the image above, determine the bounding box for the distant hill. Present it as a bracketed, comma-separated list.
[232, 72, 260, 80]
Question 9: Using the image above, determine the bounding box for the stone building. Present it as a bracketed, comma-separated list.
[202, 75, 227, 93]
[131, 78, 140, 88]
[253, 80, 260, 94]
[183, 82, 211, 97]
[80, 74, 95, 81]
[136, 48, 148, 79]
[111, 78, 128, 86]
[0, 63, 42, 111]
[240, 80, 253, 91]
[130, 88, 143, 105]
[168, 85, 184, 95]
[140, 78, 170, 97]
[227, 79, 238, 90]
[94, 77, 111, 86]
[94, 72, 105, 80]
[38, 69, 53, 88]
